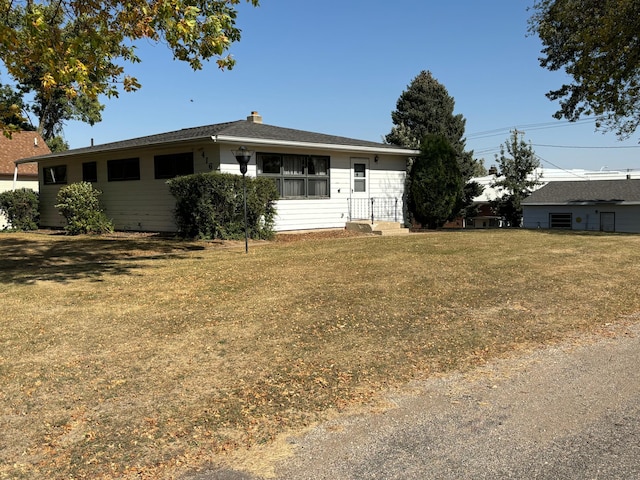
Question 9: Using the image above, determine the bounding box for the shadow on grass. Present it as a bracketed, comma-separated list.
[0, 235, 206, 285]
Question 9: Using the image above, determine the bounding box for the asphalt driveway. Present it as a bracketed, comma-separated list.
[188, 320, 640, 479]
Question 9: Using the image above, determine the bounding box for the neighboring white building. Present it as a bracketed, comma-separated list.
[0, 132, 49, 229]
[18, 113, 419, 233]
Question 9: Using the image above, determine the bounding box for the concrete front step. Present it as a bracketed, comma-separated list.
[346, 221, 410, 236]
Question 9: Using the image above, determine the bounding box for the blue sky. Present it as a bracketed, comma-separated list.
[59, 0, 640, 172]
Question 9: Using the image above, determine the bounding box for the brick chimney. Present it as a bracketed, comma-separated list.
[247, 111, 263, 124]
[488, 165, 498, 176]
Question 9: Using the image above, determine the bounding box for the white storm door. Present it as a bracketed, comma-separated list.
[350, 158, 369, 199]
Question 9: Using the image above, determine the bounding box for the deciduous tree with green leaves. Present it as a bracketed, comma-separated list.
[0, 83, 34, 132]
[529, 0, 640, 139]
[0, 0, 259, 138]
[408, 134, 463, 230]
[491, 131, 541, 227]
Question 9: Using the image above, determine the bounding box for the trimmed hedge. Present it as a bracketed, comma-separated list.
[55, 182, 114, 235]
[0, 188, 39, 231]
[168, 172, 279, 240]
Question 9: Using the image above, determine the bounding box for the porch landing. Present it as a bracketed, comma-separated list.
[345, 221, 410, 236]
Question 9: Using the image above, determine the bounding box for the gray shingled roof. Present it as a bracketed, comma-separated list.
[18, 119, 415, 163]
[522, 179, 640, 205]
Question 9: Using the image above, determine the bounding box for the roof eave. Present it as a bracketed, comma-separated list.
[16, 134, 419, 164]
[212, 135, 420, 156]
[15, 134, 215, 164]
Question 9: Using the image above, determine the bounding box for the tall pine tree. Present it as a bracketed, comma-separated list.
[387, 71, 484, 223]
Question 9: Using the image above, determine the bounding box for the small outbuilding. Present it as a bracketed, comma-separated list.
[522, 179, 640, 233]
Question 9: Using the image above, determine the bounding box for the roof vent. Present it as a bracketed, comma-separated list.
[247, 111, 263, 124]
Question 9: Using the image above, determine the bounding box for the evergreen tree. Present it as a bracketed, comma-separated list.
[386, 71, 483, 220]
[408, 134, 462, 229]
[386, 71, 467, 152]
[491, 131, 541, 227]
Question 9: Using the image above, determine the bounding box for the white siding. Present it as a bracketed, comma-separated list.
[369, 156, 406, 223]
[220, 149, 406, 231]
[37, 141, 410, 233]
[39, 143, 217, 232]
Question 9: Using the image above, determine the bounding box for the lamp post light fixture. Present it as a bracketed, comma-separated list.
[232, 146, 253, 253]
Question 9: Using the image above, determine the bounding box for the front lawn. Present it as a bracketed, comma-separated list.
[1, 230, 639, 479]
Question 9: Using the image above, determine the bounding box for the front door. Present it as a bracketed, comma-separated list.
[600, 212, 615, 232]
[350, 158, 370, 220]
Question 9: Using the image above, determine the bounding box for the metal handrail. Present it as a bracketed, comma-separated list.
[348, 197, 399, 223]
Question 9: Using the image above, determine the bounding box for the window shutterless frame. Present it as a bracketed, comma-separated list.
[107, 158, 140, 181]
[82, 161, 98, 182]
[154, 152, 194, 179]
[43, 165, 67, 185]
[256, 153, 329, 198]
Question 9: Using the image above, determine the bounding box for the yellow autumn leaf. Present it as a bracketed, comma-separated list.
[41, 73, 57, 89]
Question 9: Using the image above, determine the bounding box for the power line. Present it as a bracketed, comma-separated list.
[532, 143, 640, 149]
[534, 154, 591, 179]
[472, 141, 640, 158]
[467, 118, 597, 139]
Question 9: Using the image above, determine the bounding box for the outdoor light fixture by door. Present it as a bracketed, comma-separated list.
[232, 146, 253, 253]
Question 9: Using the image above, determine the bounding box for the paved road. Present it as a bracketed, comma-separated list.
[189, 322, 640, 479]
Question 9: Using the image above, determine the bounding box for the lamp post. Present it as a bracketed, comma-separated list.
[232, 146, 253, 253]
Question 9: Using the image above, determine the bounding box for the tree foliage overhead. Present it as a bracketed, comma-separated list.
[491, 131, 541, 227]
[529, 0, 640, 139]
[0, 83, 34, 131]
[408, 134, 463, 230]
[0, 0, 259, 135]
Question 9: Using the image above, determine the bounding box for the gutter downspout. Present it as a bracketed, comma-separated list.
[12, 164, 18, 190]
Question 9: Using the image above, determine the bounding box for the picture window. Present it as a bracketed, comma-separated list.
[257, 153, 330, 198]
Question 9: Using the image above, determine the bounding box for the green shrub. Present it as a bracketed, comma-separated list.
[168, 172, 279, 240]
[55, 182, 114, 235]
[0, 188, 39, 231]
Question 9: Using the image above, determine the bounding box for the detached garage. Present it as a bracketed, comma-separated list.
[522, 179, 640, 233]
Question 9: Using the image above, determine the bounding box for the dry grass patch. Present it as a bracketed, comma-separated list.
[1, 229, 639, 479]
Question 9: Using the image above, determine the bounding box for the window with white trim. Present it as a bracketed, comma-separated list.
[257, 153, 329, 198]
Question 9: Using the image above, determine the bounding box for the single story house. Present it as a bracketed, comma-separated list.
[522, 179, 640, 233]
[1, 131, 49, 228]
[16, 112, 419, 232]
